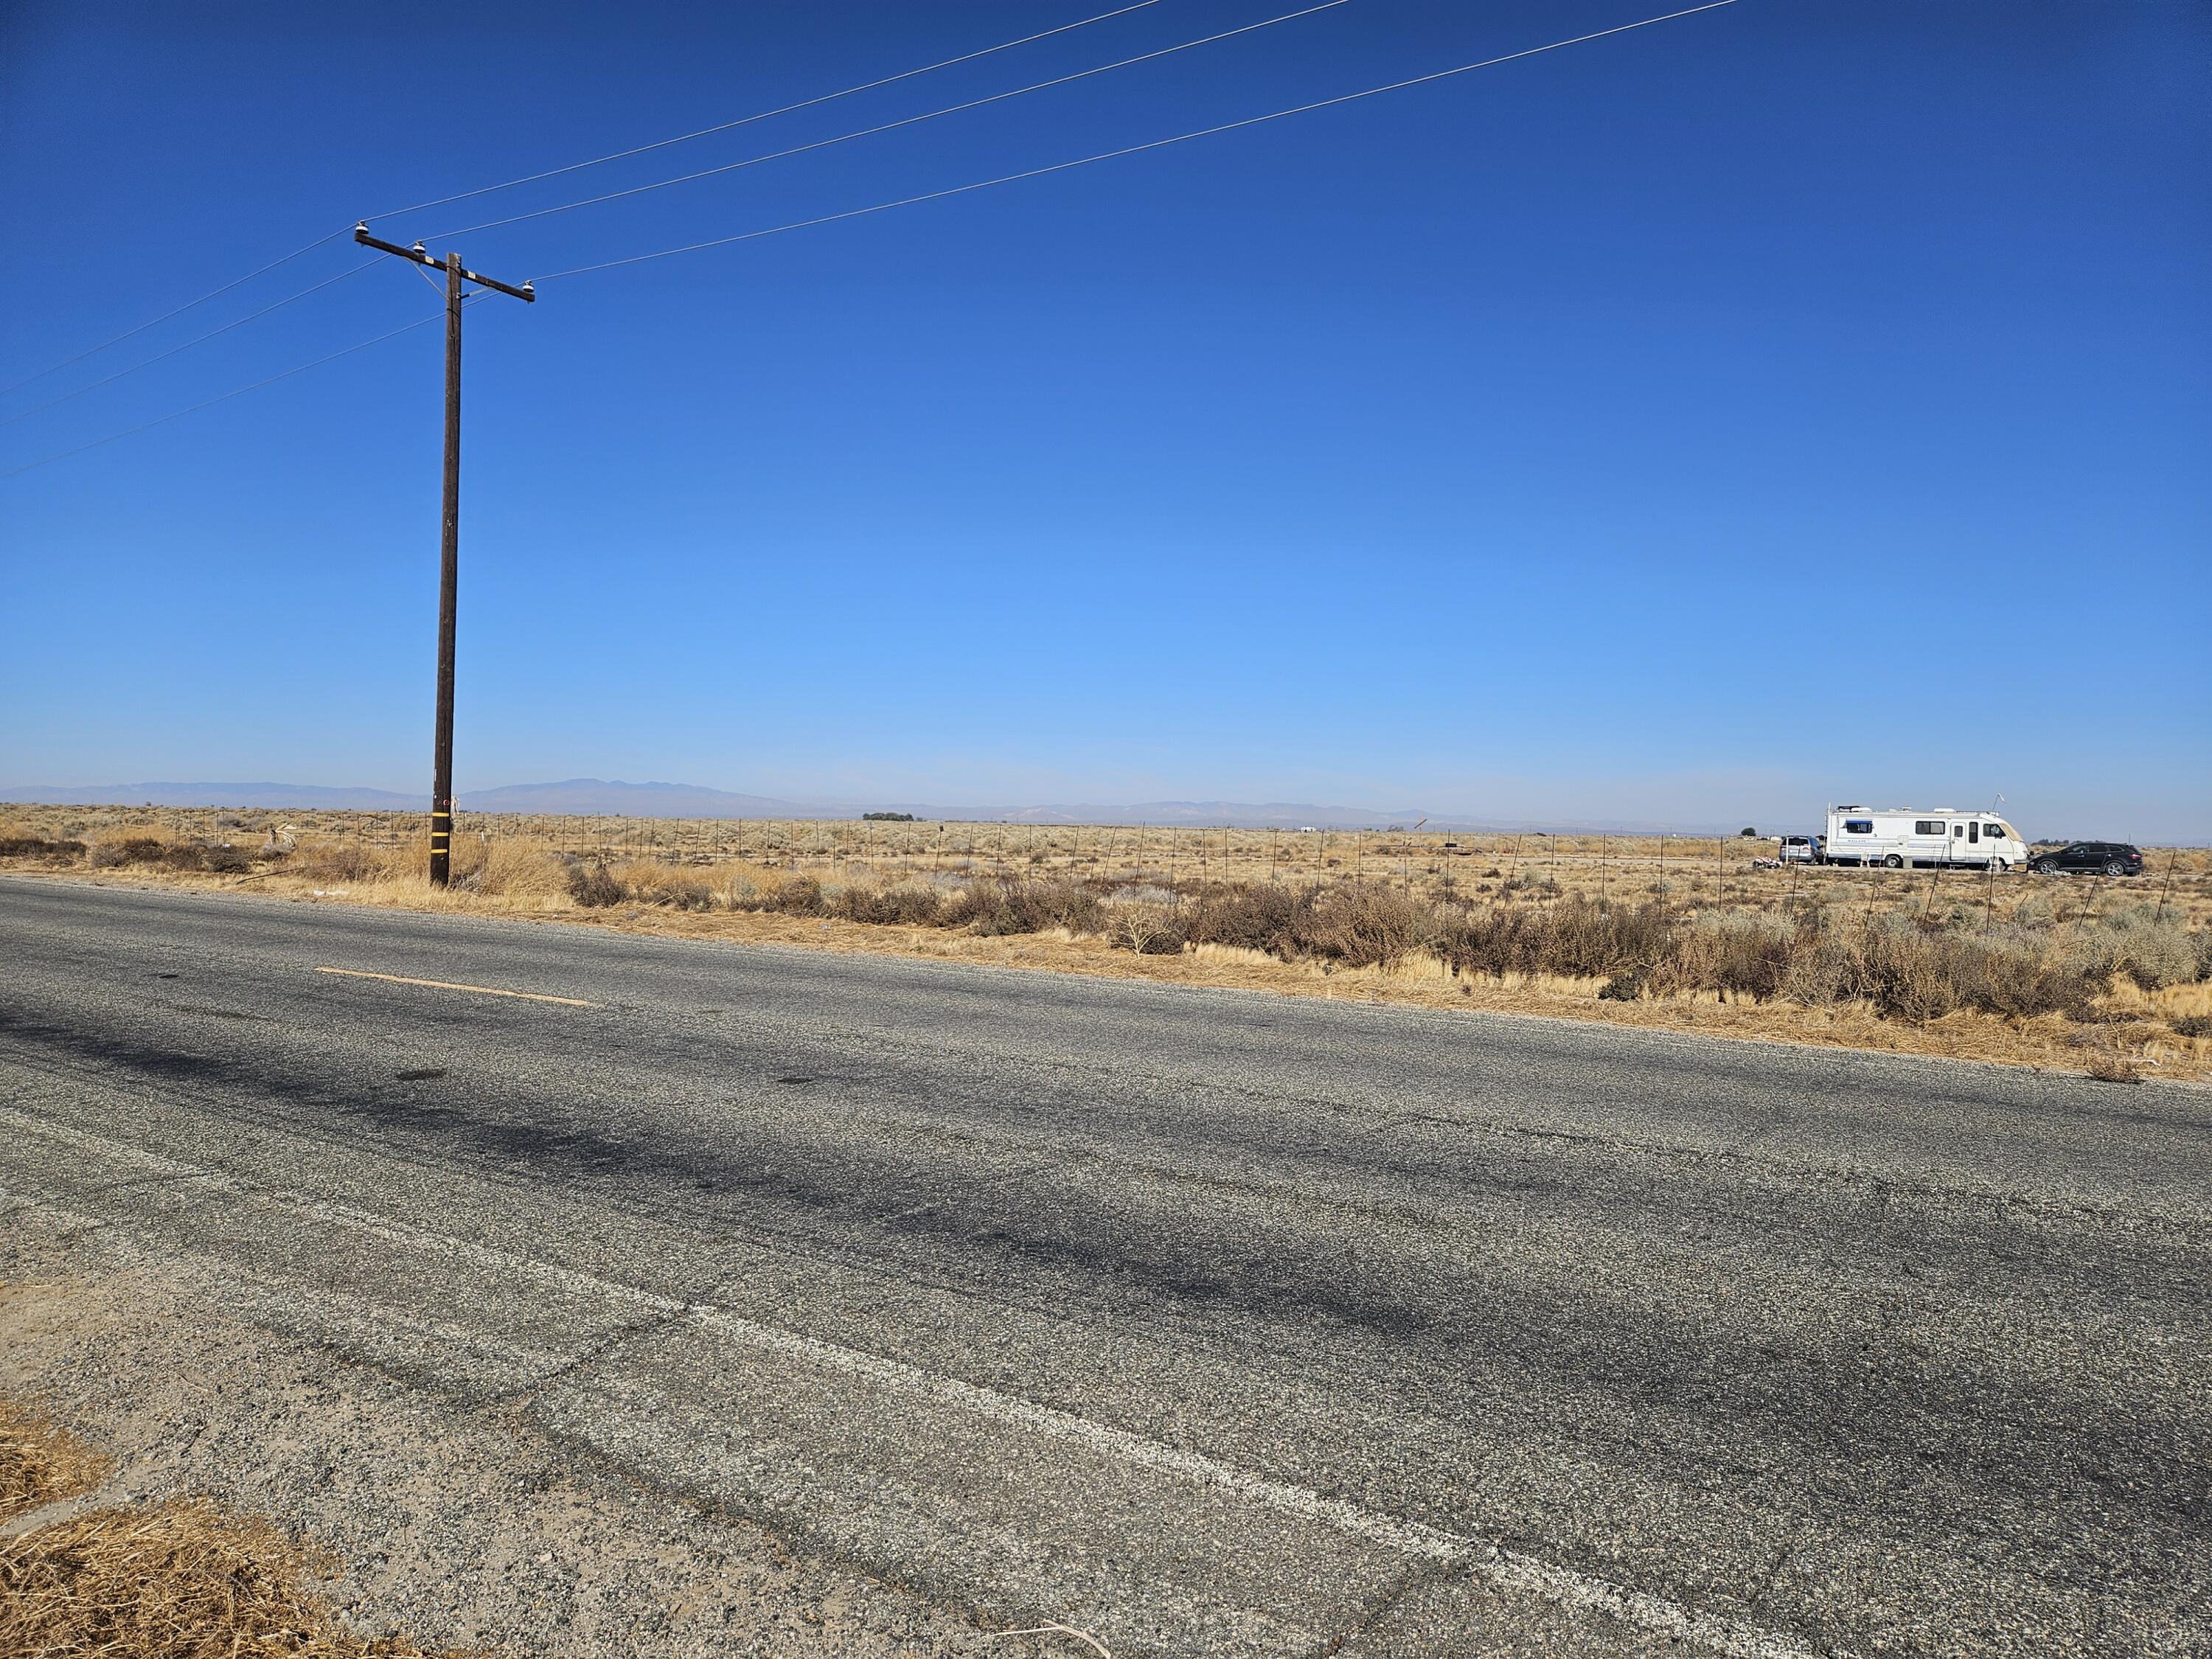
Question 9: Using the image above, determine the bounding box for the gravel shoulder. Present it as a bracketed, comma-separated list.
[0, 1230, 1010, 1658]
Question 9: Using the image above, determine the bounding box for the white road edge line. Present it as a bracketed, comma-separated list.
[313, 964, 599, 1006]
[0, 1102, 1840, 1659]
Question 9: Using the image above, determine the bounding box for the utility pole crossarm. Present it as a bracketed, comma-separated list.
[352, 225, 535, 302]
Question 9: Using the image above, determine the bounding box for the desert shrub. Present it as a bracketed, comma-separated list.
[942, 877, 1105, 937]
[88, 835, 166, 869]
[1110, 905, 1186, 955]
[1436, 897, 1666, 981]
[1305, 884, 1430, 969]
[1596, 968, 1646, 1001]
[566, 858, 626, 908]
[1186, 885, 1314, 957]
[1435, 903, 1548, 978]
[2170, 1014, 2212, 1039]
[203, 845, 253, 874]
[762, 874, 827, 917]
[0, 836, 85, 860]
[1553, 899, 1671, 979]
[835, 883, 944, 926]
[1669, 913, 1796, 1001]
[1780, 919, 2096, 1023]
[2064, 908, 2204, 990]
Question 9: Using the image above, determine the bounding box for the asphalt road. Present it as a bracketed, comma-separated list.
[2, 876, 2207, 1658]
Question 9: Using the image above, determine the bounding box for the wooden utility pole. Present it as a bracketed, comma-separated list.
[354, 224, 535, 885]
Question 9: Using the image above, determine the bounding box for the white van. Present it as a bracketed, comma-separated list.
[1823, 807, 2028, 870]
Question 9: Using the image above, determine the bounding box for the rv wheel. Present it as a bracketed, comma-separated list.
[1992, 859, 2008, 873]
[1882, 854, 1904, 869]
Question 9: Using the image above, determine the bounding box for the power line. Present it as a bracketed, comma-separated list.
[4, 1, 1744, 479]
[4, 5, 1163, 407]
[1, 307, 462, 481]
[370, 0, 1168, 222]
[425, 1, 1350, 241]
[0, 227, 352, 399]
[534, 0, 1742, 283]
[0, 260, 378, 430]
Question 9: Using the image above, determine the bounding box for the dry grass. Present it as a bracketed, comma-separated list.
[0, 1393, 462, 1658]
[0, 1500, 460, 1658]
[6, 804, 2209, 1081]
[0, 1397, 111, 1523]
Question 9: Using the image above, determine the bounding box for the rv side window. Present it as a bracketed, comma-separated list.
[1984, 824, 2004, 838]
[1914, 819, 1945, 835]
[1843, 820, 1873, 835]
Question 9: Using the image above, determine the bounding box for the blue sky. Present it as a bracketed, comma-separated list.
[2, 0, 2205, 838]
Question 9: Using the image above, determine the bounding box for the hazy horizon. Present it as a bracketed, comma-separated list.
[4, 770, 2198, 843]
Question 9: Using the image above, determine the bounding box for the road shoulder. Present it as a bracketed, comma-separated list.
[0, 1213, 1013, 1659]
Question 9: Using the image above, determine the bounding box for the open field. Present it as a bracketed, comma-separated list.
[5, 803, 2209, 1080]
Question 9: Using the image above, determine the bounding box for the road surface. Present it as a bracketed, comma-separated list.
[2, 876, 2206, 1656]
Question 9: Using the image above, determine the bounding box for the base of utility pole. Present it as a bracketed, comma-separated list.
[429, 809, 453, 886]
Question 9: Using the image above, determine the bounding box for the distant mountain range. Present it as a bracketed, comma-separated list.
[1, 777, 1745, 835]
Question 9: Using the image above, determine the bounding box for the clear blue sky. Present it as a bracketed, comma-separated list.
[3, 1, 2205, 838]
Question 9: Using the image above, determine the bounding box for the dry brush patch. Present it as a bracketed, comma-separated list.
[1, 1397, 111, 1522]
[1, 1392, 463, 1659]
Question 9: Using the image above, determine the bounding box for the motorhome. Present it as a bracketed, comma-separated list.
[1822, 807, 2028, 870]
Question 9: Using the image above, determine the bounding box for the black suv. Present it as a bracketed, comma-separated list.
[2031, 841, 2144, 877]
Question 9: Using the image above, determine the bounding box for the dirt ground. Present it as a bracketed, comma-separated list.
[0, 1214, 1077, 1658]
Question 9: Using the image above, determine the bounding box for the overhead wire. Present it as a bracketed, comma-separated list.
[0, 226, 352, 399]
[369, 0, 1168, 220]
[1, 303, 473, 481]
[532, 0, 1742, 282]
[6, 1, 1742, 478]
[0, 260, 378, 430]
[422, 0, 1351, 241]
[2, 1, 1164, 400]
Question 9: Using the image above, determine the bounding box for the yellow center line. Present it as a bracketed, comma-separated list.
[314, 966, 600, 1007]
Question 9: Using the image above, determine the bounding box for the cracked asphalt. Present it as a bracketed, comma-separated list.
[1, 876, 2207, 1656]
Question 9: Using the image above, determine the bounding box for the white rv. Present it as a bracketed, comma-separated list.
[1823, 807, 2028, 870]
